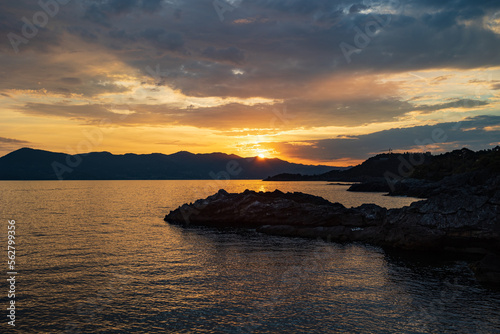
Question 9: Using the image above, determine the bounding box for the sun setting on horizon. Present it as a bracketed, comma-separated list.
[0, 0, 499, 167]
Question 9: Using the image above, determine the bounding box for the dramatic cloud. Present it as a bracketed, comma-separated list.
[0, 137, 30, 144]
[414, 99, 489, 114]
[202, 46, 246, 64]
[261, 115, 500, 163]
[1, 0, 499, 163]
[0, 136, 31, 153]
[83, 0, 165, 25]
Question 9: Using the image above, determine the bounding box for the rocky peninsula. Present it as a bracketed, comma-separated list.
[266, 147, 500, 200]
[165, 176, 500, 286]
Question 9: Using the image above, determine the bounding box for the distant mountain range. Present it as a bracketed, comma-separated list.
[0, 148, 343, 180]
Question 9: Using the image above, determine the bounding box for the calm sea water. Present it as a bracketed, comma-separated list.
[1, 180, 499, 333]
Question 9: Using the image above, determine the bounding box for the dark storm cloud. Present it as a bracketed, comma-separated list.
[202, 46, 245, 64]
[0, 2, 64, 54]
[1, 0, 500, 131]
[349, 4, 369, 14]
[66, 26, 99, 42]
[262, 115, 500, 161]
[118, 0, 500, 98]
[83, 0, 164, 25]
[3, 0, 500, 69]
[249, 0, 333, 15]
[414, 0, 499, 11]
[139, 28, 185, 51]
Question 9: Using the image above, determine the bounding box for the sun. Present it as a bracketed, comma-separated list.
[258, 153, 266, 159]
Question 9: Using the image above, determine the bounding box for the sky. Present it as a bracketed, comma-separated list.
[1, 0, 500, 166]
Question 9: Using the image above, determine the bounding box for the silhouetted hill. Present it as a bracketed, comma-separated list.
[265, 147, 500, 196]
[0, 148, 339, 180]
[265, 152, 432, 181]
[411, 147, 500, 181]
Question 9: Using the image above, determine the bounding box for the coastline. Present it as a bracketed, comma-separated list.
[165, 178, 500, 287]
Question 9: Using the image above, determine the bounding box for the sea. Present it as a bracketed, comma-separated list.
[1, 180, 499, 333]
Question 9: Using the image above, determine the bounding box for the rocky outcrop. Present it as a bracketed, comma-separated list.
[165, 177, 500, 286]
[347, 177, 393, 193]
[348, 170, 499, 198]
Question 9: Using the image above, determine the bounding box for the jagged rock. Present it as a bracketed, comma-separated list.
[165, 180, 500, 286]
[348, 170, 500, 201]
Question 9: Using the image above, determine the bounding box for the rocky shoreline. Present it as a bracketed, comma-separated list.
[346, 170, 499, 198]
[165, 177, 500, 286]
